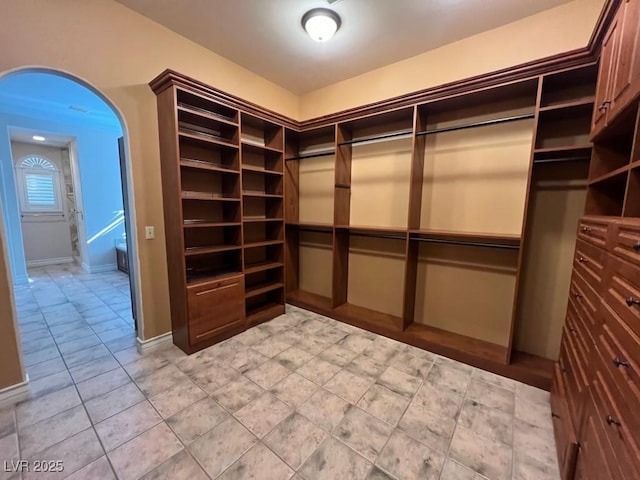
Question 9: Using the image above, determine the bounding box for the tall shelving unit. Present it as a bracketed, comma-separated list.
[151, 75, 286, 354]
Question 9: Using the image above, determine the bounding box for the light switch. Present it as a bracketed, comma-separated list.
[145, 226, 155, 239]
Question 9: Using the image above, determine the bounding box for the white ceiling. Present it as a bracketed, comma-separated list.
[116, 0, 574, 94]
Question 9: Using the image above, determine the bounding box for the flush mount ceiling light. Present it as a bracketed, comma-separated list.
[32, 135, 46, 141]
[302, 8, 341, 42]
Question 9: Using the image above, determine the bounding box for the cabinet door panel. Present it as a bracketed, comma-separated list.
[609, 0, 640, 121]
[187, 276, 245, 344]
[592, 14, 621, 138]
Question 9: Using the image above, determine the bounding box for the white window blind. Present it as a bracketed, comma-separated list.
[25, 173, 57, 207]
[16, 155, 63, 213]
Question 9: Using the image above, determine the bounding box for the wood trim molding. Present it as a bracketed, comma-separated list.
[149, 0, 618, 131]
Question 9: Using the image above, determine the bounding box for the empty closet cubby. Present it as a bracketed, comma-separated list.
[418, 97, 535, 237]
[182, 199, 240, 225]
[244, 243, 284, 274]
[185, 250, 242, 285]
[181, 167, 240, 200]
[585, 170, 629, 216]
[336, 108, 414, 229]
[293, 229, 333, 300]
[242, 144, 283, 173]
[242, 197, 283, 221]
[413, 240, 518, 347]
[625, 167, 640, 217]
[515, 161, 590, 360]
[179, 136, 240, 171]
[343, 233, 406, 322]
[539, 64, 597, 108]
[184, 225, 242, 254]
[243, 221, 283, 245]
[241, 114, 283, 151]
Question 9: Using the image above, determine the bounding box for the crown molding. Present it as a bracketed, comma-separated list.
[149, 0, 617, 132]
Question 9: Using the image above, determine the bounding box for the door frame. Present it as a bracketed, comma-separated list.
[67, 139, 89, 267]
[0, 66, 145, 339]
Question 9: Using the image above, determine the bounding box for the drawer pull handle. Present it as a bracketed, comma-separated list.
[578, 256, 588, 263]
[634, 242, 640, 252]
[606, 415, 621, 427]
[581, 226, 592, 234]
[569, 327, 577, 334]
[626, 297, 640, 307]
[573, 292, 583, 299]
[613, 357, 630, 368]
[551, 413, 560, 419]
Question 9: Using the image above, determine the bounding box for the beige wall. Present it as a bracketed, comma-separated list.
[0, 0, 605, 389]
[299, 0, 604, 120]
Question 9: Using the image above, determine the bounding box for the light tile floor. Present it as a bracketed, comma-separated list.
[1, 266, 560, 480]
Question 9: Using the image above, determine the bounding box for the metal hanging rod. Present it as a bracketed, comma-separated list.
[533, 156, 591, 164]
[338, 130, 414, 147]
[349, 232, 407, 241]
[410, 236, 520, 250]
[415, 113, 535, 137]
[296, 226, 332, 234]
[285, 151, 335, 161]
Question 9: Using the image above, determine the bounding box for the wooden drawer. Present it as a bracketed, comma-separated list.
[577, 217, 609, 248]
[610, 221, 640, 268]
[594, 306, 640, 436]
[567, 298, 596, 348]
[573, 238, 606, 287]
[566, 306, 593, 369]
[187, 274, 245, 345]
[559, 330, 589, 431]
[603, 255, 640, 339]
[576, 396, 623, 480]
[551, 364, 579, 480]
[590, 369, 640, 479]
[569, 270, 601, 335]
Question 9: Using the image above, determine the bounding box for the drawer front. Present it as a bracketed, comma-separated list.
[603, 255, 640, 339]
[590, 369, 640, 478]
[574, 238, 606, 287]
[577, 395, 623, 480]
[569, 270, 601, 334]
[559, 331, 588, 430]
[577, 217, 609, 248]
[187, 275, 245, 344]
[610, 221, 640, 268]
[567, 298, 596, 348]
[551, 364, 579, 480]
[566, 307, 593, 371]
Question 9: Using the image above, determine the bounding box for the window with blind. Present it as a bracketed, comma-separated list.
[16, 156, 63, 213]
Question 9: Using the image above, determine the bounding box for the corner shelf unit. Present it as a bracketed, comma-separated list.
[152, 80, 285, 353]
[284, 64, 605, 389]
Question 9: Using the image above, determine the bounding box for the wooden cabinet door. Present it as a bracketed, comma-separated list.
[592, 13, 621, 138]
[609, 0, 640, 122]
[187, 275, 245, 345]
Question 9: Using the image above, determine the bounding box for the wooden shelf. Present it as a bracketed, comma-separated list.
[241, 141, 283, 154]
[538, 98, 595, 113]
[334, 303, 404, 332]
[182, 192, 240, 202]
[246, 302, 286, 326]
[286, 290, 333, 311]
[184, 245, 242, 256]
[242, 165, 283, 175]
[244, 261, 284, 275]
[179, 130, 238, 149]
[245, 281, 284, 298]
[533, 145, 593, 155]
[242, 192, 283, 198]
[186, 270, 242, 286]
[180, 159, 239, 174]
[286, 222, 333, 231]
[177, 104, 238, 127]
[244, 240, 284, 249]
[410, 228, 520, 243]
[588, 164, 630, 185]
[183, 222, 241, 229]
[244, 217, 284, 223]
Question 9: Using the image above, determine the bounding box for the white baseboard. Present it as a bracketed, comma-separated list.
[81, 262, 117, 274]
[137, 332, 173, 353]
[13, 273, 29, 285]
[26, 257, 74, 267]
[0, 376, 30, 408]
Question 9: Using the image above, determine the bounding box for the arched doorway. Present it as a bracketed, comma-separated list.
[0, 67, 143, 361]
